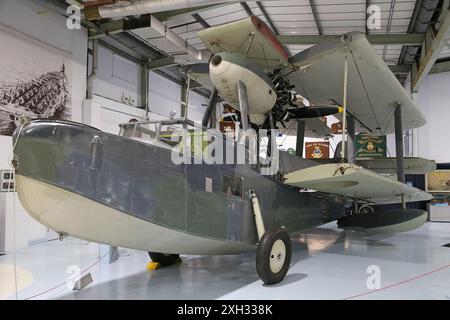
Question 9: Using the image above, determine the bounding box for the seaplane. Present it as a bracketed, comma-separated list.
[12, 16, 434, 285]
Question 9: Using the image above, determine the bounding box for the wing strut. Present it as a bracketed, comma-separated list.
[340, 45, 350, 160]
[296, 120, 306, 158]
[394, 103, 406, 209]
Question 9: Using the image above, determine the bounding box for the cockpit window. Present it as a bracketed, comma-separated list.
[222, 175, 243, 198]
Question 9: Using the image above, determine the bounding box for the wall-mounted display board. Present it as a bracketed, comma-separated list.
[426, 170, 450, 193]
[305, 141, 329, 159]
[0, 30, 72, 136]
[355, 134, 387, 158]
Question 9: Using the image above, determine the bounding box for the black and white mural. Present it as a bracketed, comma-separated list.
[0, 30, 71, 136]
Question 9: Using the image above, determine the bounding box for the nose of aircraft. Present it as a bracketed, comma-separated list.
[210, 54, 222, 66]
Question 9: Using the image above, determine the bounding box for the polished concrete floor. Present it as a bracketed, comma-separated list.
[1, 222, 450, 300]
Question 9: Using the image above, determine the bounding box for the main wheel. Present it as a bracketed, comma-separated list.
[256, 228, 292, 285]
[148, 252, 180, 267]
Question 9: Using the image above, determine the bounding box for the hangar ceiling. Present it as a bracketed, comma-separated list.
[35, 0, 450, 90]
[160, 0, 416, 65]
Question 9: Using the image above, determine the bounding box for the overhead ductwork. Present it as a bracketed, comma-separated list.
[84, 0, 123, 9]
[84, 0, 242, 20]
[400, 0, 440, 64]
[131, 14, 211, 62]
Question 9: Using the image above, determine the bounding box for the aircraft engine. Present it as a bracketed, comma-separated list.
[209, 52, 277, 125]
[268, 70, 297, 126]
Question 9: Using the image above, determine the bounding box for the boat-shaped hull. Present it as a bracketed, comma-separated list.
[13, 119, 345, 255]
[17, 174, 252, 254]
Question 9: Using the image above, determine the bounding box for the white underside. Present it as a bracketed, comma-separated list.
[284, 163, 433, 204]
[16, 175, 255, 255]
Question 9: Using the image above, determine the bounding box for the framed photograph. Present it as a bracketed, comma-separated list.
[426, 170, 450, 193]
[0, 30, 72, 136]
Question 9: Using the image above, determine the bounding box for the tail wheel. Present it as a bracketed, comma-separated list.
[148, 252, 180, 267]
[256, 227, 292, 285]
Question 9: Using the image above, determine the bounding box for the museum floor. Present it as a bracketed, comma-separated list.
[1, 222, 450, 300]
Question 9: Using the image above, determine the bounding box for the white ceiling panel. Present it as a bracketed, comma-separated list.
[205, 11, 250, 26]
[196, 3, 245, 20]
[277, 28, 321, 35]
[146, 0, 418, 65]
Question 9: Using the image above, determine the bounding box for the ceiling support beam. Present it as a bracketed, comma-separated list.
[97, 39, 145, 65]
[412, 3, 450, 91]
[389, 64, 412, 74]
[146, 57, 177, 70]
[382, 0, 397, 61]
[192, 13, 210, 29]
[240, 2, 254, 17]
[398, 0, 425, 64]
[307, 0, 322, 35]
[365, 0, 370, 35]
[88, 12, 210, 39]
[152, 4, 220, 22]
[277, 34, 426, 46]
[256, 2, 279, 35]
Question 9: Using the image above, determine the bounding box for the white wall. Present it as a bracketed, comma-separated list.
[186, 90, 208, 123]
[149, 71, 182, 118]
[83, 95, 147, 134]
[0, 0, 87, 250]
[0, 137, 13, 169]
[93, 45, 142, 107]
[416, 71, 450, 163]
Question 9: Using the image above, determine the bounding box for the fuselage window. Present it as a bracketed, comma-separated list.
[223, 175, 243, 198]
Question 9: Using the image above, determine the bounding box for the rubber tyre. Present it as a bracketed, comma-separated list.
[148, 252, 180, 267]
[256, 228, 292, 285]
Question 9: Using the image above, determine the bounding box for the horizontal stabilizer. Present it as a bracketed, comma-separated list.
[283, 163, 432, 204]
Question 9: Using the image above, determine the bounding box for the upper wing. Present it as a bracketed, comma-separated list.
[197, 16, 288, 70]
[287, 32, 426, 135]
[284, 163, 432, 204]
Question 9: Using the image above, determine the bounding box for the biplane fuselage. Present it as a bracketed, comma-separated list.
[11, 15, 433, 284]
[13, 119, 345, 255]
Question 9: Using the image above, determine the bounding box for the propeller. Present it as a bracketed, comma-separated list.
[266, 71, 343, 131]
[285, 105, 343, 120]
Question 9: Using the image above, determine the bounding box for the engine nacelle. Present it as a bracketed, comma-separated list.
[209, 52, 277, 125]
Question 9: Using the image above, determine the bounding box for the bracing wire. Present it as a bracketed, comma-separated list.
[234, 33, 254, 54]
[349, 49, 401, 172]
[260, 42, 270, 71]
[350, 50, 383, 136]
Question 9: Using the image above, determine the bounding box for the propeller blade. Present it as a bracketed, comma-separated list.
[287, 106, 343, 119]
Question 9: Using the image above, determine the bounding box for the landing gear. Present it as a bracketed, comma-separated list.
[148, 252, 180, 267]
[256, 228, 292, 285]
[251, 190, 292, 284]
